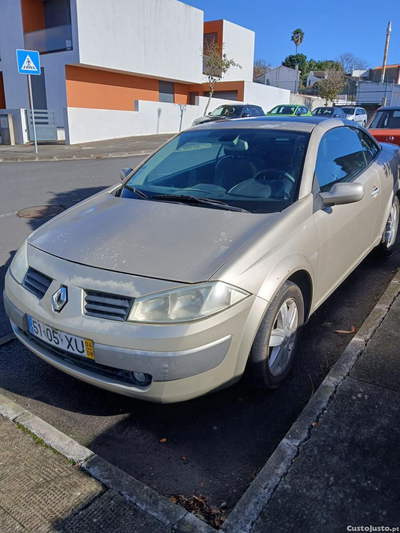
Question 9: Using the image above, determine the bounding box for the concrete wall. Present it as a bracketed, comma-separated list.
[290, 93, 327, 110]
[0, 0, 30, 110]
[0, 0, 79, 128]
[243, 82, 290, 112]
[76, 0, 204, 84]
[65, 83, 291, 144]
[0, 108, 29, 144]
[221, 20, 255, 83]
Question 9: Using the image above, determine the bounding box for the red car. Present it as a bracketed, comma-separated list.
[369, 106, 400, 147]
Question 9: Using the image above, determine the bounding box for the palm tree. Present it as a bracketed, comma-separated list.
[291, 28, 304, 55]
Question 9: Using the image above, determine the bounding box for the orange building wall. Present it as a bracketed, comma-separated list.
[20, 0, 45, 33]
[174, 83, 189, 105]
[204, 20, 223, 51]
[189, 81, 245, 102]
[66, 66, 161, 110]
[0, 73, 6, 109]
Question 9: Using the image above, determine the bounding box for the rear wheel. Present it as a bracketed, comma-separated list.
[380, 196, 399, 255]
[247, 281, 304, 390]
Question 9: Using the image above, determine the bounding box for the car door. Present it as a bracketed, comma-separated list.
[355, 108, 364, 124]
[313, 126, 382, 305]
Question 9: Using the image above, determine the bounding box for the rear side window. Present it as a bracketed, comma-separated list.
[250, 106, 263, 116]
[355, 130, 379, 163]
[356, 109, 364, 115]
[315, 127, 370, 191]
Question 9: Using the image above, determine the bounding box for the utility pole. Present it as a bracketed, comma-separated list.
[381, 21, 392, 83]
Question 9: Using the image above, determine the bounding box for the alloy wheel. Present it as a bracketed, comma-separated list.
[268, 298, 298, 377]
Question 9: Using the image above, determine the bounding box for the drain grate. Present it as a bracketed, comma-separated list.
[17, 205, 65, 219]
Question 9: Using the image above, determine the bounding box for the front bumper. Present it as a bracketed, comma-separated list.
[4, 251, 267, 402]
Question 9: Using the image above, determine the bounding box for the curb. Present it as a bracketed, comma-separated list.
[0, 393, 214, 532]
[221, 271, 400, 533]
[0, 150, 151, 163]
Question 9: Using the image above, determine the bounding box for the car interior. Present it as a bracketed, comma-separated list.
[122, 130, 310, 212]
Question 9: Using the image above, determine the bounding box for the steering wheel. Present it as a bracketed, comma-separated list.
[254, 168, 296, 184]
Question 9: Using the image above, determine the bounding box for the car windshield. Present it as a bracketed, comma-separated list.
[121, 129, 310, 214]
[268, 105, 297, 115]
[370, 109, 400, 129]
[313, 108, 333, 116]
[209, 106, 241, 118]
[342, 107, 355, 115]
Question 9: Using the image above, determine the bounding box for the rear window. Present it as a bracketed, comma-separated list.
[342, 107, 355, 115]
[268, 105, 297, 115]
[370, 109, 400, 129]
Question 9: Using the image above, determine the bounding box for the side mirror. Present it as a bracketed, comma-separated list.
[120, 167, 133, 182]
[242, 112, 250, 118]
[320, 182, 364, 206]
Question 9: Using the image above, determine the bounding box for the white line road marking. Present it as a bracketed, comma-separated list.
[0, 211, 17, 219]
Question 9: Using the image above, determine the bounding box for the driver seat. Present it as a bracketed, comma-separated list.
[215, 155, 264, 191]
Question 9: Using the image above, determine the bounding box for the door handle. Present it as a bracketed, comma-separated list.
[371, 186, 380, 197]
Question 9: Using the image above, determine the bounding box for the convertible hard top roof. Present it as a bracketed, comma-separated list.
[191, 115, 350, 133]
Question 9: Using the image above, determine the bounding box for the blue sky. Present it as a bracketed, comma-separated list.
[182, 0, 400, 69]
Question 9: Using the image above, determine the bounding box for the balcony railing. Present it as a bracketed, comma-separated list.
[24, 24, 72, 54]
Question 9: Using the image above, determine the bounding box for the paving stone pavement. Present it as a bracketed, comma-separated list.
[0, 416, 172, 532]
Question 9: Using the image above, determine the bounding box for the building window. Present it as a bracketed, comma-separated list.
[159, 81, 174, 103]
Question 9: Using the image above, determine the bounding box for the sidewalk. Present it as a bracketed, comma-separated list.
[223, 274, 400, 533]
[1, 274, 400, 532]
[0, 134, 173, 163]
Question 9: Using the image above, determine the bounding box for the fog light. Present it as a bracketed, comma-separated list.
[130, 371, 151, 386]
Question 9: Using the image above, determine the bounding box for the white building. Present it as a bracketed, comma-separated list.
[255, 66, 300, 93]
[0, 0, 290, 144]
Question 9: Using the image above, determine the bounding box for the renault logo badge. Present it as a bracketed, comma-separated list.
[52, 286, 68, 312]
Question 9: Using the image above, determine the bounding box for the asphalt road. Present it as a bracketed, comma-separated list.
[0, 158, 399, 512]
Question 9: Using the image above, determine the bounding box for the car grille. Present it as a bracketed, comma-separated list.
[23, 268, 53, 299]
[24, 331, 148, 386]
[84, 290, 133, 321]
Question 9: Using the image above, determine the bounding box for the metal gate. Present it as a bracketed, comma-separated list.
[26, 109, 57, 141]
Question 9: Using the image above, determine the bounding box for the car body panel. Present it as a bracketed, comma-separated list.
[369, 128, 400, 148]
[5, 117, 400, 402]
[28, 191, 277, 283]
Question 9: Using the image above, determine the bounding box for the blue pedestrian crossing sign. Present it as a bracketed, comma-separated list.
[16, 49, 40, 75]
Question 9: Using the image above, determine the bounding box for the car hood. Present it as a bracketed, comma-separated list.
[28, 190, 277, 283]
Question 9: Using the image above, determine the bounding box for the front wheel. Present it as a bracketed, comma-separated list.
[247, 281, 304, 390]
[380, 196, 399, 255]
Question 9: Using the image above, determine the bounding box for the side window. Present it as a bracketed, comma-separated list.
[356, 109, 363, 116]
[356, 130, 379, 164]
[241, 107, 250, 116]
[315, 127, 369, 191]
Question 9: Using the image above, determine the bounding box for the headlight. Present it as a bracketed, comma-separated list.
[127, 282, 249, 324]
[9, 239, 28, 284]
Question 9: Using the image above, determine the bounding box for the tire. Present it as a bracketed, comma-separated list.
[380, 195, 400, 256]
[247, 281, 304, 390]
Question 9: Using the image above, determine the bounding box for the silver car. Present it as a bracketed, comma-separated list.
[4, 117, 400, 403]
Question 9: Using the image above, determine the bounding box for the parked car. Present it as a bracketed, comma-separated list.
[369, 106, 400, 147]
[341, 106, 368, 126]
[5, 117, 400, 403]
[266, 104, 311, 117]
[192, 104, 265, 126]
[312, 107, 347, 119]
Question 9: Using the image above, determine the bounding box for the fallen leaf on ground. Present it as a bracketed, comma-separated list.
[334, 325, 356, 334]
[159, 438, 167, 443]
[182, 456, 188, 461]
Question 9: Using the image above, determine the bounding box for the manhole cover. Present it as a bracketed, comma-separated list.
[17, 205, 65, 219]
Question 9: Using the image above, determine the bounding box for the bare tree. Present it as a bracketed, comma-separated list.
[317, 69, 346, 105]
[339, 52, 369, 74]
[203, 40, 241, 115]
[253, 59, 270, 81]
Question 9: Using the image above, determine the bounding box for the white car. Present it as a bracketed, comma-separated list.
[341, 106, 368, 126]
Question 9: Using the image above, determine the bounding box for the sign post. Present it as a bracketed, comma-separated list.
[16, 49, 41, 154]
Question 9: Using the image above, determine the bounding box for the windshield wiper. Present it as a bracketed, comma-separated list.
[151, 194, 250, 213]
[124, 185, 148, 199]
